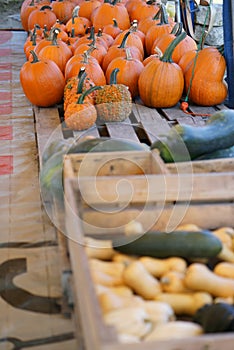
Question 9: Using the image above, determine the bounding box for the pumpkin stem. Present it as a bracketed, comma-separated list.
[87, 26, 95, 40]
[77, 86, 102, 104]
[77, 68, 87, 94]
[160, 31, 187, 63]
[72, 5, 80, 24]
[112, 18, 118, 28]
[159, 3, 169, 25]
[51, 28, 60, 45]
[40, 5, 52, 11]
[43, 25, 49, 39]
[30, 50, 40, 63]
[112, 0, 120, 5]
[110, 68, 120, 85]
[118, 30, 131, 49]
[152, 6, 162, 20]
[217, 44, 225, 56]
[170, 22, 182, 35]
[125, 47, 133, 61]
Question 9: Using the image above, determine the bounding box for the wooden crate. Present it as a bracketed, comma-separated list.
[64, 150, 234, 233]
[64, 173, 234, 350]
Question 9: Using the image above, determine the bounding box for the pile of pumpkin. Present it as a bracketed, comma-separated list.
[84, 225, 234, 343]
[20, 0, 228, 131]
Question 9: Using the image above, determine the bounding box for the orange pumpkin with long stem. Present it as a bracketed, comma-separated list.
[102, 30, 143, 72]
[151, 22, 197, 63]
[65, 86, 101, 131]
[38, 29, 72, 73]
[145, 3, 173, 55]
[138, 32, 186, 108]
[74, 38, 107, 66]
[65, 49, 106, 85]
[65, 5, 91, 36]
[105, 47, 144, 98]
[20, 50, 65, 107]
[113, 22, 144, 58]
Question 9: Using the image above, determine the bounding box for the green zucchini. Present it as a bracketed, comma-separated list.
[68, 137, 149, 153]
[115, 230, 222, 259]
[195, 145, 234, 160]
[151, 110, 234, 162]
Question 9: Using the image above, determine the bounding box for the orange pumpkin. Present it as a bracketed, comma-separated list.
[102, 18, 122, 39]
[65, 50, 106, 85]
[65, 5, 91, 36]
[20, 0, 38, 31]
[79, 0, 102, 21]
[145, 3, 173, 55]
[102, 30, 143, 73]
[129, 0, 160, 22]
[92, 0, 130, 31]
[20, 50, 65, 107]
[105, 47, 144, 98]
[38, 29, 72, 73]
[27, 5, 57, 31]
[138, 32, 186, 108]
[151, 22, 198, 63]
[113, 22, 144, 58]
[51, 0, 76, 24]
[184, 45, 228, 106]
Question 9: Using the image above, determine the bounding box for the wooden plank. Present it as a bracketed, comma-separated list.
[73, 172, 234, 205]
[82, 203, 234, 233]
[65, 180, 117, 350]
[105, 119, 140, 143]
[102, 333, 234, 350]
[33, 106, 64, 167]
[132, 103, 170, 143]
[167, 157, 234, 174]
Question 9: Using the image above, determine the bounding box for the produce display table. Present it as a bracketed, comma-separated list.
[1, 26, 234, 350]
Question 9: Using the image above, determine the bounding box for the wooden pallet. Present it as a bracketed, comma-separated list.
[34, 101, 234, 347]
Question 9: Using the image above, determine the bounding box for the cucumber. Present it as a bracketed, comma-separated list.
[151, 110, 234, 162]
[116, 230, 222, 259]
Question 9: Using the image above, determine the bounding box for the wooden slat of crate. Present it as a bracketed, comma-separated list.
[64, 179, 234, 350]
[72, 172, 234, 205]
[82, 202, 234, 233]
[65, 180, 117, 350]
[167, 157, 234, 174]
[63, 150, 168, 179]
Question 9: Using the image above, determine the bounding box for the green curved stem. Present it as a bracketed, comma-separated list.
[77, 68, 87, 94]
[110, 68, 120, 85]
[118, 31, 131, 49]
[77, 86, 102, 104]
[30, 50, 39, 63]
[160, 31, 186, 63]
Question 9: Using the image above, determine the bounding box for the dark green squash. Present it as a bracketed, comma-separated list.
[151, 110, 234, 162]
